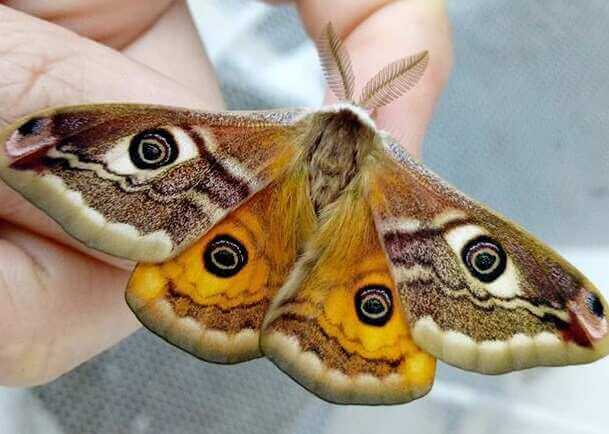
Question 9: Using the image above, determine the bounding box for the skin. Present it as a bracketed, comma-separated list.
[0, 0, 452, 386]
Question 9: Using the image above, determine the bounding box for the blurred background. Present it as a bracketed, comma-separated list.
[1, 0, 608, 433]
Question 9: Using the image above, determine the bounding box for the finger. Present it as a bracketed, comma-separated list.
[297, 0, 453, 157]
[0, 221, 136, 386]
[0, 5, 223, 263]
[3, 1, 220, 101]
[2, 0, 175, 49]
[123, 0, 224, 103]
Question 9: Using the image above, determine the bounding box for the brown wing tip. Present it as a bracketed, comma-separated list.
[3, 116, 58, 170]
[565, 286, 609, 348]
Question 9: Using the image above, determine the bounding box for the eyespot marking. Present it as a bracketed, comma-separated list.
[203, 234, 248, 278]
[129, 129, 179, 170]
[355, 285, 393, 326]
[444, 224, 521, 298]
[103, 126, 199, 177]
[461, 235, 507, 283]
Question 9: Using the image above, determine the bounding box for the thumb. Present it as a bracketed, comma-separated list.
[297, 0, 453, 157]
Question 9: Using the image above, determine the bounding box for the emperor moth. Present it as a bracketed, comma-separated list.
[0, 23, 606, 404]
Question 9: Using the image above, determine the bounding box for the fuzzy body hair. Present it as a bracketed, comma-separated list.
[295, 104, 381, 212]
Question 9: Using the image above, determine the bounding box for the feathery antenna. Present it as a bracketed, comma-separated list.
[359, 51, 429, 110]
[317, 23, 355, 101]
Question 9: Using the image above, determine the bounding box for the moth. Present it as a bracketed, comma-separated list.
[0, 24, 607, 405]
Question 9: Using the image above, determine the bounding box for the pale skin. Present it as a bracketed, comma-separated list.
[0, 0, 452, 386]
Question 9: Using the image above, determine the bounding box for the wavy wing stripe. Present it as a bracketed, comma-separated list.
[185, 127, 252, 209]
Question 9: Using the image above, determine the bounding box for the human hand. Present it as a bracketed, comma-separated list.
[0, 0, 452, 386]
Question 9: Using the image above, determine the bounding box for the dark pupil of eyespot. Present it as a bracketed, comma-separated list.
[129, 128, 178, 169]
[586, 293, 604, 318]
[213, 249, 236, 268]
[474, 252, 496, 271]
[363, 298, 384, 315]
[203, 234, 248, 278]
[141, 141, 163, 162]
[461, 236, 507, 283]
[355, 285, 393, 327]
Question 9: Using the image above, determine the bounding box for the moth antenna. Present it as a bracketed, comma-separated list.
[317, 22, 356, 101]
[359, 51, 429, 110]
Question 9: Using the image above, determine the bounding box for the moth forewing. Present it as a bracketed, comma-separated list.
[0, 104, 303, 262]
[369, 139, 609, 374]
